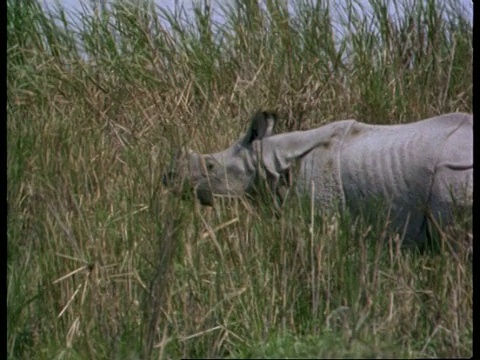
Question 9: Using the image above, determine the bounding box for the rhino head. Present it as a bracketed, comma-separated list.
[163, 111, 283, 206]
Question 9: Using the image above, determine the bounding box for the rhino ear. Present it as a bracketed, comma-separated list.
[243, 111, 277, 145]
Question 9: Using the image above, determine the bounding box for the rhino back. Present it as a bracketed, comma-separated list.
[295, 119, 438, 210]
[339, 113, 472, 207]
[296, 113, 472, 242]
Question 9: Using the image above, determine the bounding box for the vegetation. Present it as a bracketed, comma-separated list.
[7, 0, 472, 358]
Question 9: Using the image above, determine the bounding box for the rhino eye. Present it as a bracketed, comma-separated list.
[204, 158, 215, 171]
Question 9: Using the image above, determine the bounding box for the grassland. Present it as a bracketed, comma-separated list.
[7, 0, 472, 358]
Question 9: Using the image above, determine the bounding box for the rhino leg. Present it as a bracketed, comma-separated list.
[427, 165, 472, 226]
[425, 122, 473, 246]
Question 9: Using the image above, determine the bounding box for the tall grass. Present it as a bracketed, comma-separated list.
[7, 0, 472, 358]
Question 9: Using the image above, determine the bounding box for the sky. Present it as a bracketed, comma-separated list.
[40, 0, 473, 57]
[42, 0, 473, 26]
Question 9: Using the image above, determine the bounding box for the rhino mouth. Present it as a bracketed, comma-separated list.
[163, 172, 215, 206]
[195, 185, 248, 206]
[164, 172, 245, 207]
[195, 187, 214, 206]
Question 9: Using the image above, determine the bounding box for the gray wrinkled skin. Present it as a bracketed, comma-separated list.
[163, 111, 473, 247]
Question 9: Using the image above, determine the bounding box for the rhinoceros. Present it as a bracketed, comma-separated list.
[163, 111, 473, 247]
